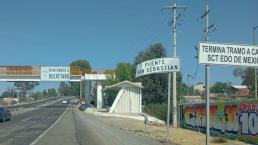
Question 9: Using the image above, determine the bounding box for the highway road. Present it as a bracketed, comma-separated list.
[0, 100, 165, 145]
[0, 100, 68, 145]
[34, 107, 165, 145]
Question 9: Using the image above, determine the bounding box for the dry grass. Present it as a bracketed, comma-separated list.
[98, 116, 248, 145]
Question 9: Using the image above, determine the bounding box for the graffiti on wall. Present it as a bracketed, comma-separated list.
[181, 101, 258, 143]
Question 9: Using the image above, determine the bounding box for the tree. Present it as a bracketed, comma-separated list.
[210, 82, 230, 93]
[132, 43, 187, 104]
[1, 89, 17, 98]
[177, 73, 188, 96]
[70, 59, 91, 75]
[103, 76, 119, 106]
[42, 90, 48, 98]
[116, 63, 133, 82]
[58, 82, 71, 96]
[233, 67, 254, 91]
[14, 82, 39, 98]
[103, 63, 133, 106]
[30, 91, 42, 100]
[70, 59, 91, 97]
[47, 88, 58, 97]
[133, 43, 168, 104]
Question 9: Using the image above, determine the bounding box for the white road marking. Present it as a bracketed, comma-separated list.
[22, 117, 31, 122]
[29, 104, 70, 145]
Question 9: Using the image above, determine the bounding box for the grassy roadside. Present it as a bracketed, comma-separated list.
[95, 115, 248, 145]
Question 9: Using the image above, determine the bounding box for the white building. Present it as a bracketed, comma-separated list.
[193, 82, 205, 93]
[105, 81, 143, 113]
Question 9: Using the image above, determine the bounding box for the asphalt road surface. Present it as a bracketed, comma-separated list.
[1, 101, 165, 145]
[35, 107, 165, 145]
[0, 100, 68, 145]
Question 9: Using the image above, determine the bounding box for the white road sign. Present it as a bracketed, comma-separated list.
[136, 57, 180, 77]
[199, 42, 258, 67]
[41, 67, 70, 81]
[84, 74, 107, 80]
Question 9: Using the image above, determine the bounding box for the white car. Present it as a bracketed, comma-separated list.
[62, 100, 68, 104]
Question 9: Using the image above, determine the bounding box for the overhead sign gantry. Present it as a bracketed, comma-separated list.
[0, 66, 82, 82]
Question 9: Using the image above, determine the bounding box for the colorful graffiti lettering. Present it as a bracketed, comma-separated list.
[239, 102, 258, 137]
[181, 101, 258, 144]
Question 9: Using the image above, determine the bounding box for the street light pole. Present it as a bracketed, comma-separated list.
[254, 26, 258, 100]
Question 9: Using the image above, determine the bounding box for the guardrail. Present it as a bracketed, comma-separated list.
[4, 97, 73, 114]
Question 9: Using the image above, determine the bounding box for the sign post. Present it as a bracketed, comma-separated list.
[198, 42, 258, 145]
[136, 57, 180, 142]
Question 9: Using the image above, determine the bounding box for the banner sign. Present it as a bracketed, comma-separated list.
[136, 57, 180, 77]
[41, 67, 70, 81]
[199, 42, 258, 67]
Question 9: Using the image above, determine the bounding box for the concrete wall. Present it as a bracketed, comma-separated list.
[180, 101, 258, 144]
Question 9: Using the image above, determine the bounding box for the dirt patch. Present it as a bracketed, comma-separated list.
[96, 115, 248, 145]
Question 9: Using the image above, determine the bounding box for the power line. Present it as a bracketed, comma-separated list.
[188, 63, 199, 80]
[123, 14, 171, 61]
[139, 15, 171, 50]
[116, 10, 164, 62]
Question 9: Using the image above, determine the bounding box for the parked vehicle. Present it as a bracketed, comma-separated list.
[0, 107, 11, 122]
[79, 104, 88, 111]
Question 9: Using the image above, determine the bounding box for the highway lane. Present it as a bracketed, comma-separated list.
[35, 107, 165, 145]
[0, 100, 68, 145]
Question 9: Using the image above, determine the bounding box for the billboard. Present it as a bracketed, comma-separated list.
[199, 42, 258, 67]
[136, 57, 180, 77]
[41, 67, 70, 81]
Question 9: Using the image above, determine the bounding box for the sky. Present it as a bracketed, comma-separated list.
[0, 0, 257, 91]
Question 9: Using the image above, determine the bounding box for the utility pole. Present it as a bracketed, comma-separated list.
[162, 2, 187, 142]
[205, 5, 210, 145]
[253, 26, 258, 100]
[201, 4, 214, 145]
[187, 74, 190, 98]
[200, 5, 216, 144]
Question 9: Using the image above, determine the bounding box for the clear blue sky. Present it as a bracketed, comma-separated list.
[0, 0, 257, 91]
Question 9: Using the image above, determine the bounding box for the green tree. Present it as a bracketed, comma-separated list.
[103, 63, 133, 106]
[233, 67, 254, 91]
[30, 91, 42, 100]
[116, 63, 133, 82]
[58, 82, 71, 96]
[47, 88, 58, 97]
[70, 59, 91, 97]
[133, 43, 168, 104]
[132, 43, 186, 105]
[103, 76, 119, 106]
[210, 82, 230, 93]
[42, 89, 48, 98]
[14, 82, 39, 98]
[1, 89, 17, 98]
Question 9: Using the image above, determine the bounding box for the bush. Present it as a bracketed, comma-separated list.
[144, 103, 172, 123]
[211, 137, 227, 143]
